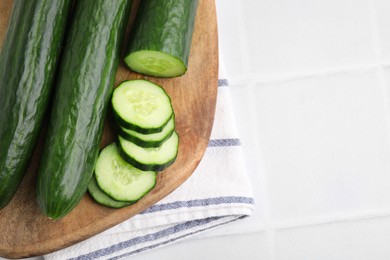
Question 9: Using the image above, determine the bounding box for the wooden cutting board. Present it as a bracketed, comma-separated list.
[0, 0, 218, 258]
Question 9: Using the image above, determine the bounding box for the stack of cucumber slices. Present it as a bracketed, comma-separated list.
[88, 80, 179, 208]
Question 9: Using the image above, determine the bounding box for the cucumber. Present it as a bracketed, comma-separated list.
[88, 176, 134, 209]
[36, 0, 133, 219]
[117, 131, 179, 172]
[124, 0, 199, 77]
[0, 0, 72, 209]
[94, 143, 157, 202]
[112, 80, 173, 134]
[118, 116, 175, 148]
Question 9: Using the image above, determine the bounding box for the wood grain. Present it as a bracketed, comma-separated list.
[0, 0, 218, 258]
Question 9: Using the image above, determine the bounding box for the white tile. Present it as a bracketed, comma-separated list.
[274, 216, 390, 260]
[241, 0, 376, 75]
[124, 232, 270, 260]
[229, 83, 268, 230]
[253, 70, 390, 221]
[216, 0, 248, 79]
[382, 67, 390, 100]
[374, 0, 390, 62]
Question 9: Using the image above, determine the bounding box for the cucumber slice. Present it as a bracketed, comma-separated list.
[88, 176, 134, 208]
[124, 50, 186, 78]
[118, 115, 175, 148]
[95, 143, 157, 202]
[124, 0, 199, 77]
[118, 131, 179, 171]
[112, 80, 173, 134]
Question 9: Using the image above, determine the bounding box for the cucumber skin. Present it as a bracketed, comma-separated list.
[36, 0, 133, 219]
[117, 123, 174, 148]
[114, 110, 173, 135]
[117, 141, 177, 172]
[125, 0, 199, 77]
[117, 133, 179, 172]
[0, 0, 72, 209]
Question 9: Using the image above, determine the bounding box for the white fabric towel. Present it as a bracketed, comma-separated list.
[45, 60, 255, 260]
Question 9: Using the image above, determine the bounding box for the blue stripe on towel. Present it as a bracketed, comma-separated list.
[208, 138, 241, 147]
[142, 196, 254, 214]
[109, 216, 246, 260]
[69, 216, 233, 260]
[218, 78, 229, 87]
[67, 196, 253, 259]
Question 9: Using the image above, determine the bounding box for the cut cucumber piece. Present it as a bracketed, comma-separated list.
[88, 176, 133, 208]
[118, 131, 179, 172]
[125, 50, 186, 78]
[118, 115, 175, 148]
[112, 80, 173, 134]
[124, 0, 199, 77]
[95, 143, 157, 202]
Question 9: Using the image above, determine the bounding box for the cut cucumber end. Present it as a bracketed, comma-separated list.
[125, 50, 187, 78]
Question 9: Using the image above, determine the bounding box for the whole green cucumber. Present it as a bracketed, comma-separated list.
[0, 0, 72, 209]
[124, 0, 199, 77]
[36, 0, 133, 219]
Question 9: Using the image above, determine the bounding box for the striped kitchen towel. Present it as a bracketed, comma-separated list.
[45, 62, 255, 260]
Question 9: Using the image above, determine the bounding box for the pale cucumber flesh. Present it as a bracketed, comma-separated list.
[125, 50, 187, 77]
[94, 143, 157, 202]
[112, 80, 173, 134]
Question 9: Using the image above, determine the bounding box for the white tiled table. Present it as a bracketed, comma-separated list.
[4, 0, 390, 259]
[217, 0, 390, 259]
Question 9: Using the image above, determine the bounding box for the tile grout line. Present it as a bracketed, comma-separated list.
[239, 208, 390, 233]
[244, 80, 276, 260]
[268, 207, 390, 231]
[367, 0, 390, 146]
[231, 208, 390, 234]
[228, 61, 390, 88]
[228, 63, 384, 86]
